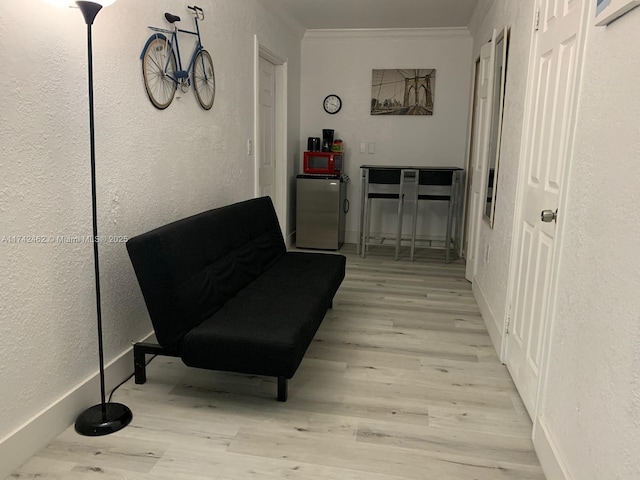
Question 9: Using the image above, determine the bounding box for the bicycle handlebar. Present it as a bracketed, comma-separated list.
[188, 5, 204, 21]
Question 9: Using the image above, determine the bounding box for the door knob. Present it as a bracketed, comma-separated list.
[541, 209, 557, 223]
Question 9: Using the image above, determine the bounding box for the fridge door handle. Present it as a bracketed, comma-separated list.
[343, 198, 350, 213]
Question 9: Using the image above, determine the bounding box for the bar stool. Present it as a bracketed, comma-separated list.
[408, 169, 460, 263]
[359, 168, 413, 260]
[394, 169, 418, 260]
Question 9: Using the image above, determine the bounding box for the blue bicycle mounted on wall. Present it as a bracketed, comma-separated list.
[140, 5, 215, 110]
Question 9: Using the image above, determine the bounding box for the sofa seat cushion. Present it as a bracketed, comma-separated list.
[181, 252, 346, 378]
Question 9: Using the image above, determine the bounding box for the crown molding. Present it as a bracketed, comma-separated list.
[303, 27, 470, 40]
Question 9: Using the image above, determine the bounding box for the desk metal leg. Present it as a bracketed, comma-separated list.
[363, 192, 372, 258]
[445, 196, 454, 264]
[452, 171, 462, 258]
[404, 170, 418, 262]
[357, 168, 367, 256]
[361, 169, 371, 258]
[395, 193, 403, 261]
[444, 172, 461, 264]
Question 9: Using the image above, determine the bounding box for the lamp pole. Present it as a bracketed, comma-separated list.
[73, 0, 132, 437]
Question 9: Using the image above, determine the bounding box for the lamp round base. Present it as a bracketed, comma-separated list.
[75, 402, 132, 436]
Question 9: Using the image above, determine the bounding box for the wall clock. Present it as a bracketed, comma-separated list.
[323, 94, 342, 114]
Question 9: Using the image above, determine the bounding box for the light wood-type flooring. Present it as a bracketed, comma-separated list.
[11, 244, 545, 479]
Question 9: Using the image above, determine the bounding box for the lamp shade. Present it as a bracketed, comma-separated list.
[44, 0, 116, 7]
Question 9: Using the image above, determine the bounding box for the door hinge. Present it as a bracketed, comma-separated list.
[505, 305, 512, 334]
[534, 8, 540, 31]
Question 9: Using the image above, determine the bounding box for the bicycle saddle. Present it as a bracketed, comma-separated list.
[164, 12, 181, 23]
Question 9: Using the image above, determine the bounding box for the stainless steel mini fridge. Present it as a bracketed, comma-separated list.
[296, 174, 348, 250]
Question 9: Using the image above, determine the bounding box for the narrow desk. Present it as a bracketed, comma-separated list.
[357, 165, 463, 263]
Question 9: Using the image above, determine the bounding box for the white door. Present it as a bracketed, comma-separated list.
[258, 56, 276, 198]
[505, 0, 588, 418]
[465, 30, 497, 282]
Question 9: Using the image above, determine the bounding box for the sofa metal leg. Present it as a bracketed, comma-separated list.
[277, 376, 288, 402]
[133, 342, 180, 385]
[134, 344, 147, 384]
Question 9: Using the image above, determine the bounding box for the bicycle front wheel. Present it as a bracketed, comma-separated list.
[193, 50, 215, 110]
[142, 36, 177, 110]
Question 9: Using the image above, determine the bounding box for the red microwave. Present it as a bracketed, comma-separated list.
[303, 151, 343, 175]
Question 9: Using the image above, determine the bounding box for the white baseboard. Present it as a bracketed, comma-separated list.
[345, 229, 359, 245]
[533, 415, 571, 480]
[472, 279, 504, 360]
[0, 331, 154, 479]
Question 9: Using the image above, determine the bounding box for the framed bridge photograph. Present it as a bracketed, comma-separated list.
[595, 0, 640, 25]
[371, 69, 436, 116]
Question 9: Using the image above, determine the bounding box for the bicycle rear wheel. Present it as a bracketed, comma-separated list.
[193, 49, 215, 110]
[142, 36, 177, 109]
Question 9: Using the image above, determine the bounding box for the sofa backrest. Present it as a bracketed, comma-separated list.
[126, 196, 286, 350]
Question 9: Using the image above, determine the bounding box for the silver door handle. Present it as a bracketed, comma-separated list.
[541, 209, 557, 223]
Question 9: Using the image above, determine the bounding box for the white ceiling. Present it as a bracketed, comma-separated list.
[276, 0, 480, 30]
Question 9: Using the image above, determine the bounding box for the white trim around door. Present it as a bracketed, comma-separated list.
[254, 36, 289, 242]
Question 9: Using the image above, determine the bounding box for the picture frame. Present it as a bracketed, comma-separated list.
[370, 69, 436, 116]
[595, 0, 640, 25]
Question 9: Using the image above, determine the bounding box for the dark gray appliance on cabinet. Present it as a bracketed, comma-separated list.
[296, 174, 348, 250]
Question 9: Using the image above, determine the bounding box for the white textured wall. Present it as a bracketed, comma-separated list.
[0, 0, 301, 463]
[300, 30, 473, 243]
[541, 5, 640, 478]
[467, 1, 536, 339]
[468, 0, 640, 477]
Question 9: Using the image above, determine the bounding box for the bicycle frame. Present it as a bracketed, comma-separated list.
[140, 13, 206, 85]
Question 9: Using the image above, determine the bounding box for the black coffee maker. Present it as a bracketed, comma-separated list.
[321, 129, 334, 152]
[307, 137, 320, 151]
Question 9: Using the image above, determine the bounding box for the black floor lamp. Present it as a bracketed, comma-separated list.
[71, 0, 133, 436]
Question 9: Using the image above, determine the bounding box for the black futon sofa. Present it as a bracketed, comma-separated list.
[126, 196, 346, 401]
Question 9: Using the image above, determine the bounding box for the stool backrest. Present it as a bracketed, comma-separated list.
[418, 169, 454, 186]
[369, 168, 402, 185]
